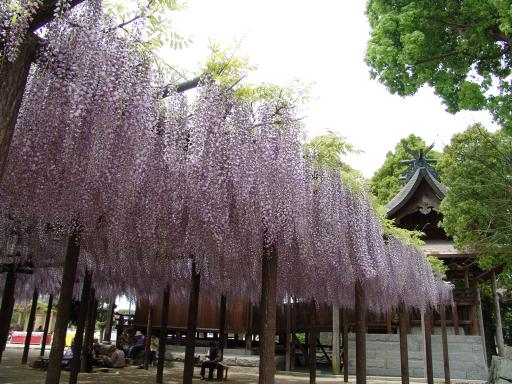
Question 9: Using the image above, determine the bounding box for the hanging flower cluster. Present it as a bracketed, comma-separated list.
[0, 2, 450, 313]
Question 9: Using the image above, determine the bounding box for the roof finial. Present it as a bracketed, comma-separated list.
[400, 142, 439, 182]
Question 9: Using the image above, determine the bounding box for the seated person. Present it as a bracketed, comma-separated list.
[200, 342, 221, 380]
[91, 343, 105, 366]
[128, 331, 145, 359]
[62, 341, 74, 368]
[103, 345, 126, 368]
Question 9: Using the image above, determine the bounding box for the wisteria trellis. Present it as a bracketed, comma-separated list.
[0, 1, 451, 313]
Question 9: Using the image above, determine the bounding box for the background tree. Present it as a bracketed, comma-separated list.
[439, 123, 512, 272]
[365, 0, 512, 135]
[370, 134, 441, 205]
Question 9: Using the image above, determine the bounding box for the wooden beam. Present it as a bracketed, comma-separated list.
[285, 301, 292, 371]
[103, 297, 116, 343]
[424, 309, 434, 384]
[81, 288, 96, 373]
[245, 304, 253, 351]
[219, 295, 227, 357]
[451, 303, 459, 335]
[386, 310, 392, 334]
[21, 289, 39, 364]
[440, 305, 450, 384]
[342, 308, 349, 383]
[40, 294, 53, 356]
[355, 282, 366, 384]
[0, 269, 16, 363]
[143, 304, 153, 370]
[309, 301, 317, 384]
[156, 286, 170, 384]
[183, 261, 201, 384]
[491, 271, 505, 356]
[332, 306, 341, 375]
[399, 306, 409, 384]
[45, 231, 80, 384]
[69, 271, 92, 384]
[258, 244, 278, 384]
[476, 287, 488, 368]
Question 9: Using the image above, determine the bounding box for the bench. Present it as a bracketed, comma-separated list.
[194, 361, 229, 381]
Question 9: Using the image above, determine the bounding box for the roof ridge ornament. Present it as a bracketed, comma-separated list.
[400, 142, 440, 182]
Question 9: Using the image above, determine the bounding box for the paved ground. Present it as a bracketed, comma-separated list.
[0, 348, 482, 384]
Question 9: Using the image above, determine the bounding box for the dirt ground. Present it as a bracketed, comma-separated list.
[0, 348, 479, 384]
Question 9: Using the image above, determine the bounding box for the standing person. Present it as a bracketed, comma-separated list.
[200, 342, 221, 380]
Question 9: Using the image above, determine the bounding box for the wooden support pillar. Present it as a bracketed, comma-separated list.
[399, 306, 409, 384]
[69, 271, 92, 384]
[144, 304, 153, 370]
[440, 305, 450, 384]
[342, 308, 349, 383]
[491, 271, 505, 356]
[258, 243, 278, 384]
[183, 261, 201, 384]
[332, 306, 341, 375]
[81, 288, 96, 373]
[476, 287, 488, 368]
[0, 269, 16, 363]
[219, 295, 227, 357]
[40, 294, 53, 356]
[309, 301, 317, 384]
[21, 289, 39, 364]
[355, 282, 366, 384]
[290, 300, 296, 370]
[285, 300, 292, 371]
[386, 310, 393, 334]
[103, 297, 116, 343]
[156, 286, 170, 384]
[424, 309, 434, 384]
[245, 304, 253, 350]
[451, 303, 459, 335]
[46, 230, 81, 384]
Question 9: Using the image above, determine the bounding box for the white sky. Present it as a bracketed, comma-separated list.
[159, 0, 498, 178]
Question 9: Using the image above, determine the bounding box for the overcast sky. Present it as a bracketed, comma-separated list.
[162, 0, 498, 179]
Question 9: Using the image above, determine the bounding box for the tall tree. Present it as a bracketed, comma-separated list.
[370, 134, 441, 205]
[365, 0, 512, 135]
[439, 123, 512, 270]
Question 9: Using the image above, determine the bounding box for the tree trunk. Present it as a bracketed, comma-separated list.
[156, 286, 170, 384]
[491, 271, 505, 356]
[81, 289, 96, 373]
[332, 306, 340, 375]
[0, 34, 38, 181]
[355, 282, 366, 384]
[219, 295, 227, 357]
[40, 294, 53, 356]
[285, 300, 292, 371]
[143, 305, 153, 370]
[309, 301, 317, 384]
[0, 269, 16, 363]
[69, 271, 92, 384]
[399, 306, 409, 384]
[183, 261, 201, 384]
[46, 231, 81, 384]
[245, 304, 253, 351]
[258, 243, 278, 384]
[440, 305, 450, 384]
[103, 297, 116, 344]
[342, 308, 349, 383]
[21, 289, 39, 364]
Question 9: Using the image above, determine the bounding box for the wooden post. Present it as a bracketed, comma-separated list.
[290, 299, 296, 370]
[0, 269, 16, 363]
[398, 306, 409, 384]
[386, 310, 393, 334]
[476, 286, 488, 367]
[355, 282, 366, 384]
[143, 304, 153, 370]
[219, 295, 227, 357]
[40, 294, 53, 356]
[81, 288, 96, 373]
[285, 300, 292, 371]
[46, 230, 81, 384]
[332, 306, 341, 375]
[69, 271, 92, 384]
[183, 261, 201, 384]
[451, 303, 459, 335]
[440, 304, 450, 384]
[156, 286, 170, 384]
[245, 304, 253, 351]
[309, 300, 317, 384]
[424, 308, 434, 384]
[342, 308, 349, 383]
[491, 271, 505, 356]
[21, 289, 39, 364]
[103, 297, 116, 343]
[258, 243, 278, 384]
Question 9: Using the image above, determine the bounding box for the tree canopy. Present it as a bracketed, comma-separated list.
[439, 123, 512, 271]
[365, 0, 512, 135]
[370, 134, 441, 205]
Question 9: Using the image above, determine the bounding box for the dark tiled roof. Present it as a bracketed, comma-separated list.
[386, 168, 446, 218]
